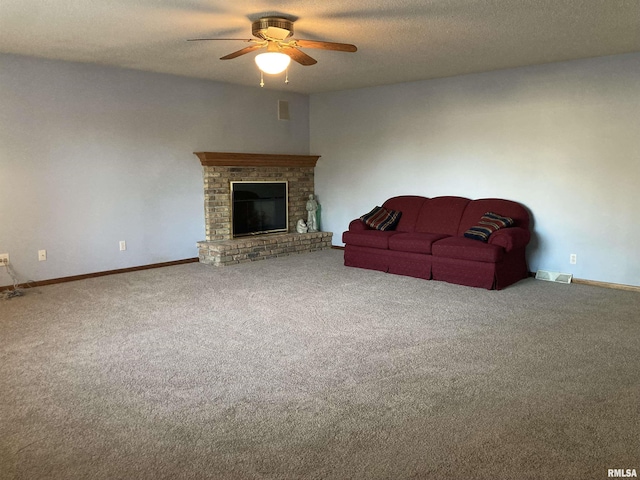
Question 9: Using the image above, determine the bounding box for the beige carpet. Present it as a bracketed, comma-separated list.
[1, 249, 638, 479]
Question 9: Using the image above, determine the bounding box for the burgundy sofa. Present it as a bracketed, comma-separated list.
[342, 196, 531, 290]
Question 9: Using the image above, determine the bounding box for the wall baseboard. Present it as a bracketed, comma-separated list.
[3, 256, 637, 293]
[572, 278, 640, 293]
[0, 258, 199, 292]
[528, 271, 639, 292]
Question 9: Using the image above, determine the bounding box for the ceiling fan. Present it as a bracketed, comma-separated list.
[188, 16, 357, 86]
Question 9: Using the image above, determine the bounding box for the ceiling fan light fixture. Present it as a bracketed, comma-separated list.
[255, 52, 291, 75]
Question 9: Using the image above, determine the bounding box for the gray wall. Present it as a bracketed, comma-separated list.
[311, 53, 640, 287]
[3, 52, 638, 287]
[0, 53, 309, 284]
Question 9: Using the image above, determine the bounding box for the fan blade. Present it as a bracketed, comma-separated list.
[187, 38, 252, 42]
[220, 44, 264, 60]
[282, 47, 317, 66]
[295, 39, 357, 52]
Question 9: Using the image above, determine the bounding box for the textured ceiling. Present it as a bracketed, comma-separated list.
[1, 0, 639, 94]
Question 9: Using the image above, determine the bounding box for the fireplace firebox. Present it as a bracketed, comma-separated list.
[231, 181, 288, 237]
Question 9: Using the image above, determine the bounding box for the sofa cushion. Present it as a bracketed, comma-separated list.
[464, 212, 514, 242]
[414, 196, 470, 235]
[360, 206, 402, 231]
[388, 232, 450, 254]
[432, 236, 505, 263]
[382, 196, 428, 233]
[342, 230, 398, 249]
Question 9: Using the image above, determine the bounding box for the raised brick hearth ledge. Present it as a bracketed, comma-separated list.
[198, 232, 333, 267]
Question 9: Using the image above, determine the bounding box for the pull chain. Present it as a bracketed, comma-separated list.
[259, 70, 289, 87]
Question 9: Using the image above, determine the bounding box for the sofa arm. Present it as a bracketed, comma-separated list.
[488, 227, 530, 252]
[348, 219, 370, 232]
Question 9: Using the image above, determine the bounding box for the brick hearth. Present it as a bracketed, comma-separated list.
[197, 232, 333, 266]
[195, 152, 333, 267]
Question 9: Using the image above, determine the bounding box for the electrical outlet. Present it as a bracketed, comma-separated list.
[0, 253, 8, 265]
[38, 249, 47, 261]
[570, 254, 577, 265]
[119, 240, 126, 251]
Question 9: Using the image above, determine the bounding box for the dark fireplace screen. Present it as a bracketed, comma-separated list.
[231, 181, 288, 237]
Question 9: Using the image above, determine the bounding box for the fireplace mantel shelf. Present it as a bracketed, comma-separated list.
[195, 152, 320, 168]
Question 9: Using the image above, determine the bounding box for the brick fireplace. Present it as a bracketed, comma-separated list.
[195, 152, 333, 266]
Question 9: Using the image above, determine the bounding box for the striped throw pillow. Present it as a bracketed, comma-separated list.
[360, 206, 402, 231]
[464, 212, 514, 242]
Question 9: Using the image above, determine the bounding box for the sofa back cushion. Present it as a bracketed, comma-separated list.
[457, 198, 530, 235]
[415, 196, 471, 235]
[382, 196, 428, 232]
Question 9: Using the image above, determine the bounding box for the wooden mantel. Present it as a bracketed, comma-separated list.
[194, 152, 320, 168]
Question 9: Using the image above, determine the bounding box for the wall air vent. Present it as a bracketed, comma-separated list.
[535, 270, 573, 284]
